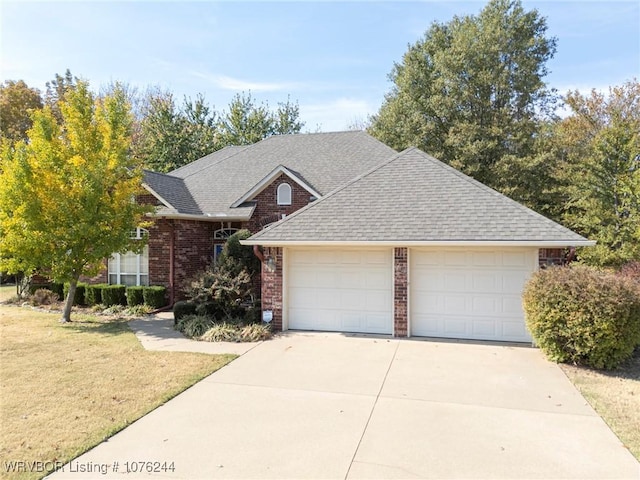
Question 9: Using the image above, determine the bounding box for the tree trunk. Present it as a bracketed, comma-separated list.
[60, 278, 77, 323]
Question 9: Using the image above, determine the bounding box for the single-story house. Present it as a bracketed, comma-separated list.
[241, 145, 594, 343]
[93, 130, 592, 342]
[94, 131, 399, 300]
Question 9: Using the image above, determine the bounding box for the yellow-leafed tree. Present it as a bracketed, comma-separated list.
[0, 80, 151, 322]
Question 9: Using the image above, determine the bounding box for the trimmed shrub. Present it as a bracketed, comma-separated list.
[85, 283, 108, 306]
[173, 301, 197, 324]
[143, 286, 166, 309]
[101, 285, 127, 306]
[63, 282, 87, 305]
[50, 282, 64, 299]
[195, 301, 224, 320]
[176, 314, 214, 338]
[523, 266, 640, 369]
[126, 286, 145, 306]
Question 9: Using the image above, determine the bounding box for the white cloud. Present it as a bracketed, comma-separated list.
[189, 71, 298, 93]
[301, 98, 376, 132]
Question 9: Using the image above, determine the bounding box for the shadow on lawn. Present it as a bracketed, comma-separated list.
[62, 318, 132, 337]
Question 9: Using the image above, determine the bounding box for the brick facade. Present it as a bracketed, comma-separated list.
[393, 248, 408, 337]
[538, 248, 568, 267]
[260, 247, 283, 331]
[247, 174, 315, 232]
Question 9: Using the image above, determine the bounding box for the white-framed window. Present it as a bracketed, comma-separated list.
[108, 246, 149, 286]
[277, 183, 292, 205]
[213, 228, 239, 240]
[108, 228, 149, 286]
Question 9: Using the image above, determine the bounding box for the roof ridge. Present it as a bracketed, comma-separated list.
[179, 144, 251, 180]
[252, 147, 407, 238]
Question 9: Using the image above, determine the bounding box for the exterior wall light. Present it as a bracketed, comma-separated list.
[265, 255, 277, 273]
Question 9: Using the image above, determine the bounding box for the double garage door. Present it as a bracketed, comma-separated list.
[287, 247, 537, 342]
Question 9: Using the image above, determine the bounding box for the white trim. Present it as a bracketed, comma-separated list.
[231, 165, 322, 207]
[406, 247, 411, 338]
[242, 239, 596, 247]
[150, 212, 252, 222]
[282, 247, 289, 332]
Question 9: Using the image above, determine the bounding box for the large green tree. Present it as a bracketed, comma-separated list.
[560, 80, 640, 267]
[136, 90, 305, 172]
[369, 0, 557, 203]
[133, 89, 196, 172]
[0, 80, 43, 143]
[0, 81, 151, 322]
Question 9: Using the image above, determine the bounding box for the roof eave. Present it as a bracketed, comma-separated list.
[148, 212, 252, 222]
[240, 239, 597, 247]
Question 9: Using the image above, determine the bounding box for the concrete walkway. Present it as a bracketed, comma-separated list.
[48, 318, 639, 479]
[128, 312, 261, 355]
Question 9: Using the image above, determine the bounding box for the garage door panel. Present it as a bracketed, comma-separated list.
[411, 248, 535, 342]
[288, 249, 392, 335]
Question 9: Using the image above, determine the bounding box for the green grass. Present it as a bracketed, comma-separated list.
[0, 306, 235, 480]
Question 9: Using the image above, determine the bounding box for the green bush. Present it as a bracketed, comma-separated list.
[63, 282, 87, 305]
[126, 286, 145, 306]
[101, 285, 127, 306]
[50, 282, 64, 299]
[176, 314, 214, 338]
[523, 266, 640, 369]
[173, 301, 197, 324]
[85, 284, 107, 306]
[143, 286, 166, 309]
[195, 301, 224, 320]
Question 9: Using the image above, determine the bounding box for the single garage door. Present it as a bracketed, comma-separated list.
[287, 248, 393, 334]
[410, 248, 537, 342]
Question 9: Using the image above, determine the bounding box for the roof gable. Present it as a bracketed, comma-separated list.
[231, 165, 322, 207]
[244, 147, 593, 246]
[154, 131, 397, 219]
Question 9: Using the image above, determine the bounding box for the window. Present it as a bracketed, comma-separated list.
[277, 183, 292, 205]
[107, 228, 149, 286]
[213, 228, 239, 240]
[108, 246, 149, 286]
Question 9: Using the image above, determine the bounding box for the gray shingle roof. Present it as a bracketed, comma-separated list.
[143, 170, 201, 215]
[144, 131, 398, 219]
[246, 147, 592, 245]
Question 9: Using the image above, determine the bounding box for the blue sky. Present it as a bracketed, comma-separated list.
[1, 1, 638, 131]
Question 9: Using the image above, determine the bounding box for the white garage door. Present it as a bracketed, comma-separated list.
[411, 248, 537, 342]
[287, 248, 393, 334]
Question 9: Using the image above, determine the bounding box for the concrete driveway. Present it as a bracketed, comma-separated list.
[50, 332, 639, 479]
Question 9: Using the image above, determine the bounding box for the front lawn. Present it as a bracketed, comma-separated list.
[560, 350, 640, 461]
[0, 306, 235, 480]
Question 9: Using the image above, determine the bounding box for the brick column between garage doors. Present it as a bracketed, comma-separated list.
[261, 246, 283, 331]
[394, 247, 408, 337]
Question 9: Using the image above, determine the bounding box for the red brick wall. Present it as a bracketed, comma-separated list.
[261, 246, 283, 331]
[394, 248, 408, 337]
[538, 248, 567, 267]
[147, 218, 173, 292]
[247, 174, 315, 232]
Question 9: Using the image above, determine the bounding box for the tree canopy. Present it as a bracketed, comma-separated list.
[0, 80, 43, 143]
[369, 0, 557, 193]
[0, 81, 151, 321]
[559, 80, 640, 266]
